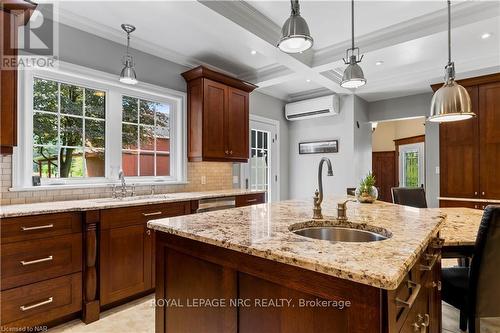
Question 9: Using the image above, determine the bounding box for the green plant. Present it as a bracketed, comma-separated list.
[359, 172, 376, 194]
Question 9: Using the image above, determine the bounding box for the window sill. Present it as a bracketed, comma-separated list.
[9, 180, 189, 192]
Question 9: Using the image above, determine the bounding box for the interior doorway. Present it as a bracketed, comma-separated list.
[240, 115, 280, 202]
[371, 117, 426, 202]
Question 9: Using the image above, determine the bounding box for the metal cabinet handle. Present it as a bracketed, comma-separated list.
[142, 211, 162, 217]
[420, 254, 439, 271]
[474, 205, 478, 209]
[482, 191, 485, 196]
[230, 150, 233, 155]
[421, 314, 430, 327]
[146, 229, 151, 235]
[20, 297, 53, 311]
[20, 256, 53, 266]
[21, 224, 54, 231]
[225, 150, 229, 155]
[396, 280, 421, 308]
[247, 199, 258, 203]
[474, 191, 478, 196]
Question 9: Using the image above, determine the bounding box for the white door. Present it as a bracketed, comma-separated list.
[240, 116, 279, 202]
[399, 142, 425, 188]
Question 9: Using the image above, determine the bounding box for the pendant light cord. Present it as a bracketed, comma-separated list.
[126, 33, 131, 57]
[351, 0, 355, 50]
[447, 0, 451, 65]
[290, 0, 299, 15]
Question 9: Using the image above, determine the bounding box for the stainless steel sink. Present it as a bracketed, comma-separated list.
[292, 226, 387, 243]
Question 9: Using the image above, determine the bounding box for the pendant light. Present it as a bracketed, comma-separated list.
[119, 24, 138, 85]
[277, 0, 313, 54]
[340, 0, 366, 89]
[429, 0, 474, 122]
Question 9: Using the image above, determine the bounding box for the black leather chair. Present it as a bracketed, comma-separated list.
[442, 205, 500, 333]
[391, 187, 427, 208]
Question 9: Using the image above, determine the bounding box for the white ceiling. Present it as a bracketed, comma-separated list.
[56, 0, 500, 102]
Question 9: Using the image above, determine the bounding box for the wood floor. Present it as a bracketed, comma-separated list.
[48, 294, 499, 333]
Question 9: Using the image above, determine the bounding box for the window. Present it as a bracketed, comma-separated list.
[15, 62, 186, 188]
[32, 78, 106, 179]
[121, 96, 171, 177]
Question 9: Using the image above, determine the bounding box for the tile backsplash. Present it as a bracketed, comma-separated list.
[0, 154, 233, 205]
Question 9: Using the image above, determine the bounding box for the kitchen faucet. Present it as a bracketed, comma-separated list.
[312, 157, 333, 219]
[118, 169, 127, 197]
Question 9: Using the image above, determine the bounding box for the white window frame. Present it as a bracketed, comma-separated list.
[13, 61, 187, 189]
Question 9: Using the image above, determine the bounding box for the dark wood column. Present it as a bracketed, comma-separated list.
[83, 210, 100, 323]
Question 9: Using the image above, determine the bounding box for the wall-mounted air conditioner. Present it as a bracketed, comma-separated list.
[285, 95, 339, 121]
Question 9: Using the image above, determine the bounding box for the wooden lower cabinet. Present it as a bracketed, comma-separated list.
[155, 232, 442, 333]
[235, 192, 266, 207]
[100, 224, 153, 306]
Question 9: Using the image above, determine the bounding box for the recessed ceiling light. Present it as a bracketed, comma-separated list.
[306, 79, 311, 82]
[250, 50, 257, 55]
[375, 61, 384, 66]
[481, 33, 491, 40]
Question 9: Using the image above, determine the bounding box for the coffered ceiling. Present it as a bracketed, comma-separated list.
[57, 0, 500, 102]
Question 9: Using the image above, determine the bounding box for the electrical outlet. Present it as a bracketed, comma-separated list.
[233, 176, 239, 184]
[435, 166, 440, 175]
[201, 175, 206, 185]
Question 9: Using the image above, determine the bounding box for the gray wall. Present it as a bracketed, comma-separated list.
[368, 93, 439, 207]
[288, 95, 372, 200]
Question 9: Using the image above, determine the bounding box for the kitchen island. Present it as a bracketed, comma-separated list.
[148, 198, 446, 333]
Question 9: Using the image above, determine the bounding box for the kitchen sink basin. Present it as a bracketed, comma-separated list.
[292, 226, 388, 243]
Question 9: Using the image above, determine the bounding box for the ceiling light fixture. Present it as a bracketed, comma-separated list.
[119, 24, 138, 85]
[375, 61, 384, 66]
[340, 0, 366, 89]
[429, 0, 474, 123]
[481, 33, 491, 40]
[306, 79, 311, 82]
[251, 50, 257, 55]
[277, 0, 313, 54]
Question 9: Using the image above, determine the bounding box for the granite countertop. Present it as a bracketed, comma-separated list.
[148, 197, 445, 290]
[0, 189, 265, 218]
[436, 207, 483, 246]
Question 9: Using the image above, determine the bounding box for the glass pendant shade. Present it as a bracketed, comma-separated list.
[277, 1, 313, 53]
[341, 55, 366, 88]
[428, 1, 475, 122]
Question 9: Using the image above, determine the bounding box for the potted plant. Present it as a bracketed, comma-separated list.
[355, 172, 378, 203]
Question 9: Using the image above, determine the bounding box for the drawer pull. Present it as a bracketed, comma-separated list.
[21, 224, 54, 231]
[142, 211, 162, 217]
[421, 313, 430, 328]
[247, 199, 258, 203]
[20, 256, 53, 266]
[420, 254, 439, 271]
[395, 280, 421, 308]
[20, 297, 53, 311]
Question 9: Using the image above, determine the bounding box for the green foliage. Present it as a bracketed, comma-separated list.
[359, 172, 376, 194]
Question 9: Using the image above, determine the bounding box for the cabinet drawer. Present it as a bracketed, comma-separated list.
[399, 286, 429, 333]
[1, 273, 82, 328]
[236, 193, 266, 207]
[1, 233, 82, 290]
[101, 202, 191, 230]
[1, 212, 82, 244]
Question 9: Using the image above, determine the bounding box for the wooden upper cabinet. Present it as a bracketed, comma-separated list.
[0, 1, 37, 154]
[439, 86, 479, 198]
[182, 66, 257, 162]
[479, 82, 500, 199]
[203, 79, 227, 159]
[436, 73, 500, 201]
[227, 87, 249, 160]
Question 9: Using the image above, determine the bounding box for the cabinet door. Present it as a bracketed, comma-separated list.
[226, 87, 249, 160]
[100, 224, 152, 306]
[479, 82, 500, 199]
[203, 79, 227, 159]
[439, 86, 479, 198]
[0, 10, 18, 153]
